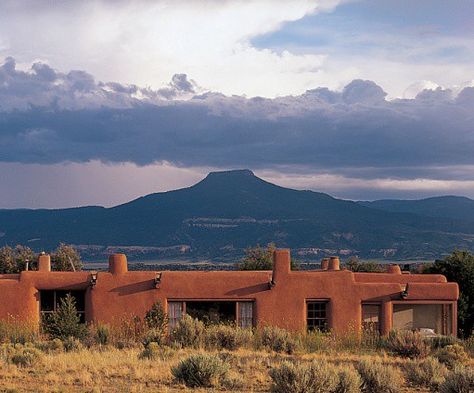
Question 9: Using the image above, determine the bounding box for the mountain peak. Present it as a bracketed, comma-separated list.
[193, 169, 268, 191]
[206, 169, 255, 178]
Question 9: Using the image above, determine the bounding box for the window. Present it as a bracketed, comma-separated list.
[237, 302, 254, 328]
[307, 301, 328, 332]
[393, 303, 453, 335]
[362, 304, 381, 333]
[40, 290, 85, 323]
[167, 300, 255, 328]
[168, 301, 184, 329]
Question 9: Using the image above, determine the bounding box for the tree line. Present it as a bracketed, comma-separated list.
[0, 243, 82, 273]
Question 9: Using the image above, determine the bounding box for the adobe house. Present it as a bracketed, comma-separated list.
[0, 249, 458, 336]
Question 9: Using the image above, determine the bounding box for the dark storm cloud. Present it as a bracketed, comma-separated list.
[0, 58, 473, 180]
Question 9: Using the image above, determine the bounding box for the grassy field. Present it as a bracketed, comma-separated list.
[1, 312, 473, 392]
[0, 346, 451, 392]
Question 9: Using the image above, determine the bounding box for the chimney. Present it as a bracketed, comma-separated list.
[328, 256, 340, 271]
[109, 254, 128, 274]
[387, 264, 402, 274]
[272, 249, 291, 285]
[38, 254, 51, 272]
[321, 258, 329, 270]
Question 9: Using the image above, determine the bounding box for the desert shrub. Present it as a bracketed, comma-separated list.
[10, 347, 42, 367]
[335, 367, 362, 393]
[204, 324, 253, 351]
[356, 359, 403, 393]
[42, 294, 88, 340]
[299, 330, 333, 352]
[34, 338, 64, 353]
[384, 330, 430, 359]
[359, 329, 383, 351]
[144, 302, 167, 343]
[221, 372, 245, 390]
[142, 328, 166, 348]
[172, 353, 229, 388]
[0, 318, 38, 344]
[62, 337, 83, 352]
[435, 344, 470, 369]
[260, 326, 297, 354]
[429, 335, 460, 349]
[94, 325, 110, 346]
[269, 360, 338, 393]
[463, 334, 474, 356]
[110, 315, 147, 347]
[170, 315, 204, 348]
[139, 342, 160, 360]
[440, 366, 474, 393]
[404, 357, 448, 390]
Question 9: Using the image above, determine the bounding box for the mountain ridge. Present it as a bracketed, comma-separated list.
[1, 169, 473, 261]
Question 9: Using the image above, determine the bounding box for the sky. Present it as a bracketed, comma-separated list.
[0, 0, 473, 208]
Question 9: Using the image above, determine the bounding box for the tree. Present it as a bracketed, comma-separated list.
[423, 250, 474, 337]
[237, 243, 299, 271]
[42, 293, 87, 340]
[14, 245, 36, 271]
[345, 256, 383, 272]
[51, 243, 83, 271]
[0, 245, 36, 273]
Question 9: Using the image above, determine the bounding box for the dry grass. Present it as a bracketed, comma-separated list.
[0, 346, 459, 392]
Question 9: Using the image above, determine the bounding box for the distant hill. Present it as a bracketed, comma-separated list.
[1, 169, 474, 261]
[359, 196, 474, 222]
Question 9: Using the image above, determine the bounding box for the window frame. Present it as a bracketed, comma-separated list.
[306, 299, 330, 332]
[361, 302, 381, 334]
[167, 299, 255, 329]
[391, 300, 456, 336]
[39, 290, 86, 323]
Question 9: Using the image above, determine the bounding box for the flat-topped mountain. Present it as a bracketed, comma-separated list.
[1, 169, 474, 261]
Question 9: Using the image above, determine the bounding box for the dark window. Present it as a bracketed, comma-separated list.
[362, 304, 381, 333]
[186, 301, 236, 324]
[167, 300, 255, 328]
[307, 301, 328, 332]
[40, 290, 86, 323]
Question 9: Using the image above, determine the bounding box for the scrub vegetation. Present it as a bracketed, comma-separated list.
[0, 301, 473, 392]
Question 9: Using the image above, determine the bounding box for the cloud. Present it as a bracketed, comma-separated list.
[0, 58, 473, 191]
[0, 0, 341, 98]
[0, 57, 197, 111]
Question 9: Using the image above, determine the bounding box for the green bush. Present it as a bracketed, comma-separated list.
[95, 325, 110, 346]
[429, 335, 460, 349]
[260, 326, 297, 354]
[34, 338, 64, 354]
[42, 294, 88, 340]
[335, 367, 362, 393]
[139, 342, 160, 360]
[384, 330, 430, 359]
[356, 359, 403, 393]
[204, 324, 252, 351]
[142, 328, 166, 348]
[62, 337, 83, 352]
[435, 344, 470, 369]
[170, 315, 204, 348]
[269, 360, 339, 393]
[172, 353, 229, 388]
[144, 302, 167, 344]
[404, 357, 448, 390]
[10, 347, 42, 367]
[440, 366, 474, 393]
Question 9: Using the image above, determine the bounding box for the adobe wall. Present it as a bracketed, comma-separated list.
[0, 250, 459, 335]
